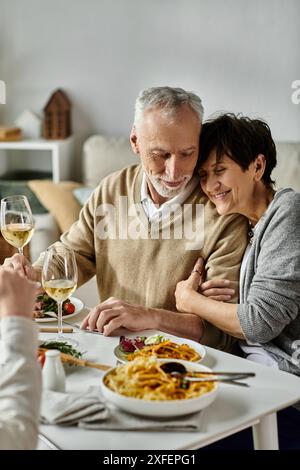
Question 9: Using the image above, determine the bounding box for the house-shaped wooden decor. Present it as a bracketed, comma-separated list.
[43, 89, 72, 139]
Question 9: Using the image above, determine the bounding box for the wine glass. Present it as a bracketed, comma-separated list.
[42, 243, 78, 344]
[0, 195, 34, 255]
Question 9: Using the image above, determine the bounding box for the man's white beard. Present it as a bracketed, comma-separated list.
[144, 169, 192, 199]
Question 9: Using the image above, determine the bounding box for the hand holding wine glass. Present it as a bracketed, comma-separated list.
[1, 252, 38, 280]
[0, 267, 40, 320]
[1, 195, 34, 256]
[42, 243, 78, 343]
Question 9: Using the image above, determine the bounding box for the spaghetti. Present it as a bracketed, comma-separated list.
[127, 340, 200, 362]
[103, 357, 215, 401]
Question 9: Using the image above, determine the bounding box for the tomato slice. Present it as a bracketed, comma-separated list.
[64, 302, 75, 315]
[38, 352, 45, 368]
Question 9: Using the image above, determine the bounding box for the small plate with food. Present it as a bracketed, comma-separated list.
[114, 333, 206, 364]
[101, 357, 218, 417]
[34, 294, 84, 322]
[37, 340, 84, 373]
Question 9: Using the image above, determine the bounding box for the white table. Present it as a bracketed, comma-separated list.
[37, 308, 300, 451]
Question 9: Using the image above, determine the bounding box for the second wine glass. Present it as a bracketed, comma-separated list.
[0, 195, 34, 255]
[42, 243, 78, 344]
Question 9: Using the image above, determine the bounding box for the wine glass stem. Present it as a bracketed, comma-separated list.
[57, 301, 63, 338]
[18, 247, 24, 256]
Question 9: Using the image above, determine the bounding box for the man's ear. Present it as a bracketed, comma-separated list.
[130, 126, 139, 155]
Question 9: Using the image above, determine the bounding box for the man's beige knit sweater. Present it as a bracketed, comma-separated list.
[35, 165, 248, 351]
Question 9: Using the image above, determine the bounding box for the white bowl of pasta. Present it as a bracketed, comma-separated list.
[101, 357, 218, 417]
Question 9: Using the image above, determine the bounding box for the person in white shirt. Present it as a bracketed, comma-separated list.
[0, 268, 41, 450]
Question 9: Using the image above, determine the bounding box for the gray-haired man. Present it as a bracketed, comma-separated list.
[3, 87, 247, 350]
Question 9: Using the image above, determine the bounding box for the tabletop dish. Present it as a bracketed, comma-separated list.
[34, 297, 84, 323]
[114, 334, 206, 364]
[101, 357, 218, 417]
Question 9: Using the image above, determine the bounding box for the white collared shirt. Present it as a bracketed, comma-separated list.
[140, 173, 199, 223]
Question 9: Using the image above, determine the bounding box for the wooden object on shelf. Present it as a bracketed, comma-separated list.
[43, 89, 72, 140]
[0, 126, 22, 141]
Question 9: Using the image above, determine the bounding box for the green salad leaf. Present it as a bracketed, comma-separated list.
[144, 334, 165, 345]
[36, 293, 71, 314]
[40, 341, 82, 358]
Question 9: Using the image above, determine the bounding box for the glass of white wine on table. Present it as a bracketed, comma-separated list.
[0, 195, 34, 255]
[42, 243, 78, 345]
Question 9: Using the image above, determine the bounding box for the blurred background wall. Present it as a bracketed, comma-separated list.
[0, 0, 299, 179]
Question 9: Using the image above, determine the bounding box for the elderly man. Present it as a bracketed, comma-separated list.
[4, 87, 247, 351]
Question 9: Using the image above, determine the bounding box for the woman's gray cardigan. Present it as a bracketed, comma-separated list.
[237, 188, 300, 375]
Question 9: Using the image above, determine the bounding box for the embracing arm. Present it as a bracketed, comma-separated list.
[199, 212, 248, 349]
[177, 192, 300, 344]
[204, 212, 248, 300]
[177, 286, 245, 339]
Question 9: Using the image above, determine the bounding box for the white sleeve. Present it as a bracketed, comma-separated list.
[0, 317, 42, 450]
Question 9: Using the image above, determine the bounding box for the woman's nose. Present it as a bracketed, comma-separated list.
[205, 174, 221, 192]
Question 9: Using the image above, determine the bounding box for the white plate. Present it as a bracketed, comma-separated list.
[101, 359, 218, 417]
[34, 297, 84, 323]
[114, 334, 206, 364]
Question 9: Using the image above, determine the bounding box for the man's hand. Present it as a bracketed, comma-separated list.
[175, 257, 235, 312]
[0, 268, 40, 319]
[81, 297, 157, 336]
[200, 279, 235, 301]
[1, 253, 38, 281]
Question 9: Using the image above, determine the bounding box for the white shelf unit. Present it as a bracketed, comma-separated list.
[0, 136, 74, 182]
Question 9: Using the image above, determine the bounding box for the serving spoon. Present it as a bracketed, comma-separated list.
[160, 362, 255, 387]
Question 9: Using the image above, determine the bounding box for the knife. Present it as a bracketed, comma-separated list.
[62, 319, 103, 335]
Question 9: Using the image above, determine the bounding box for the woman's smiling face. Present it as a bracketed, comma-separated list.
[199, 150, 256, 216]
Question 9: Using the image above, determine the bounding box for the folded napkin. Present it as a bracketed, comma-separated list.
[41, 387, 204, 432]
[41, 389, 109, 426]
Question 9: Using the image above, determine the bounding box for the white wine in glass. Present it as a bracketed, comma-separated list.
[1, 195, 34, 255]
[42, 244, 78, 344]
[43, 279, 77, 303]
